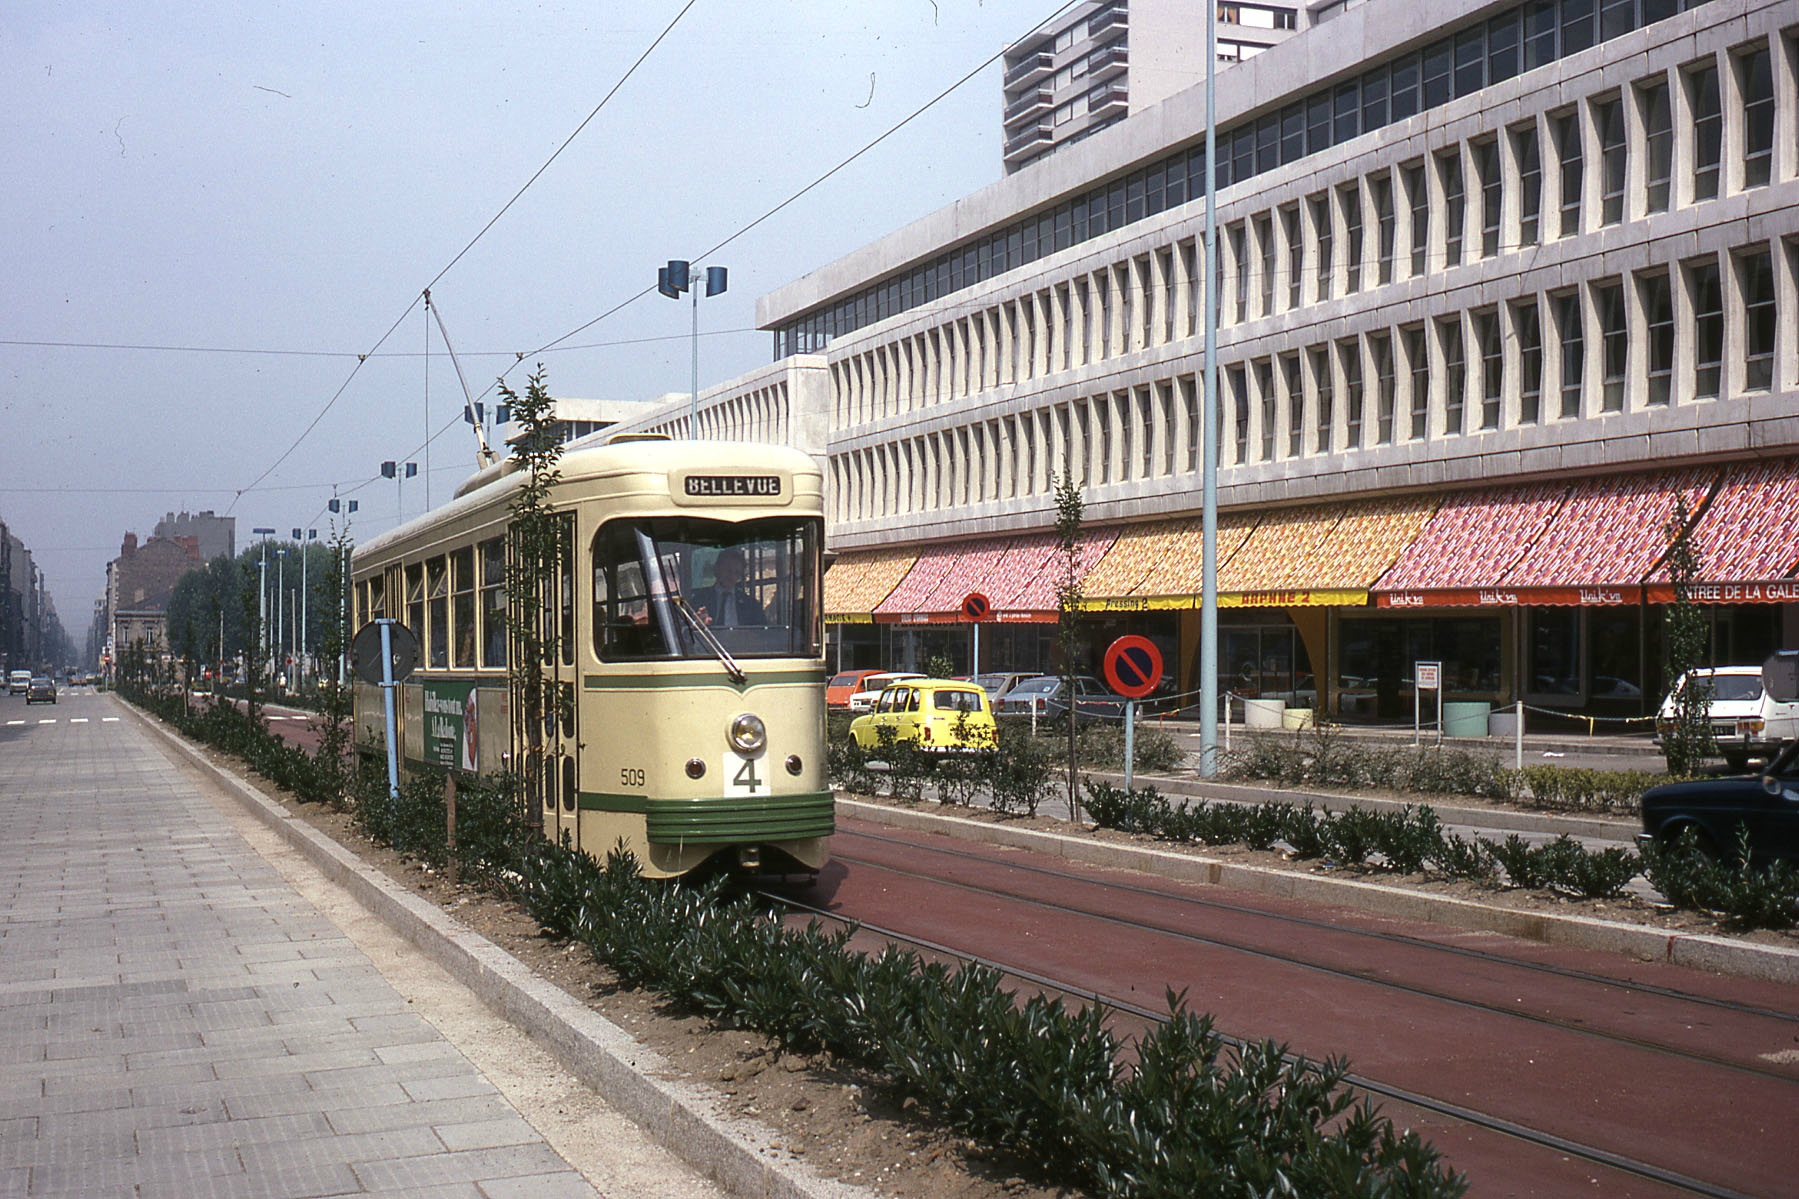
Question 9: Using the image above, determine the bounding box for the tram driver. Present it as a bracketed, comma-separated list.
[690, 548, 767, 628]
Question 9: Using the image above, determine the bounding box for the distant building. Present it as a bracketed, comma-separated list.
[500, 398, 656, 449]
[1001, 0, 1304, 174]
[105, 531, 202, 664]
[0, 521, 44, 673]
[154, 510, 236, 563]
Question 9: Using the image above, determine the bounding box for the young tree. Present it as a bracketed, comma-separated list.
[1053, 472, 1085, 819]
[498, 366, 565, 831]
[1661, 494, 1713, 777]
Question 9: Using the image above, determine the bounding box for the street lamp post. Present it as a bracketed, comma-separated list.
[276, 548, 288, 694]
[293, 527, 316, 690]
[657, 259, 728, 438]
[253, 528, 276, 686]
[381, 461, 418, 523]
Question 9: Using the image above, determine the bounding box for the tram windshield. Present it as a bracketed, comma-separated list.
[593, 517, 821, 662]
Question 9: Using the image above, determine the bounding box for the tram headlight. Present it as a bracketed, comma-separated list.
[727, 712, 766, 754]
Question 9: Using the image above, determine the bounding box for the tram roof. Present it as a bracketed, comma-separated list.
[353, 438, 821, 566]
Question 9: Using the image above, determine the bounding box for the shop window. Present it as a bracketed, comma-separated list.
[1530, 608, 1581, 697]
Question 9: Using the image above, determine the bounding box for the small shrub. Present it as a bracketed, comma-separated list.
[1484, 834, 1550, 890]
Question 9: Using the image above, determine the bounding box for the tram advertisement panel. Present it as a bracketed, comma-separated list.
[422, 680, 479, 771]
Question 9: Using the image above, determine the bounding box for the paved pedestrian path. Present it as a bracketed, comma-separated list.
[0, 697, 610, 1198]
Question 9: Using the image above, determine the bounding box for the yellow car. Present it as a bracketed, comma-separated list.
[848, 679, 997, 754]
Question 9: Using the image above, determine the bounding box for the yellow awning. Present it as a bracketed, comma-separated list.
[1079, 513, 1257, 609]
[823, 547, 916, 623]
[1218, 495, 1437, 605]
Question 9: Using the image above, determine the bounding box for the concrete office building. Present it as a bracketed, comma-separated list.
[1002, 0, 1305, 174]
[607, 0, 1799, 725]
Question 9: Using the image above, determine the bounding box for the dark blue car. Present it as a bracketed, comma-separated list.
[1638, 740, 1799, 862]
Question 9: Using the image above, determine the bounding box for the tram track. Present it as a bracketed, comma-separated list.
[832, 829, 1799, 1085]
[776, 822, 1799, 1198]
[755, 885, 1757, 1199]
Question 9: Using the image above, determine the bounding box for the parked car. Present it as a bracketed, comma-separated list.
[993, 674, 1124, 721]
[969, 672, 1036, 703]
[1655, 666, 1799, 772]
[25, 676, 56, 705]
[8, 670, 30, 696]
[1639, 739, 1799, 864]
[848, 679, 997, 753]
[846, 672, 926, 714]
[825, 669, 883, 710]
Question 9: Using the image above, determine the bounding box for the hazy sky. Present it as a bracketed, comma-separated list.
[2, 0, 1053, 632]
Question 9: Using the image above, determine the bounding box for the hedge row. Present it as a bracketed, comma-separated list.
[514, 840, 1468, 1199]
[1223, 730, 1664, 815]
[125, 685, 1468, 1195]
[1084, 779, 1798, 930]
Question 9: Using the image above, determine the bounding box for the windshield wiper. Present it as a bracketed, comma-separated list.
[671, 596, 746, 684]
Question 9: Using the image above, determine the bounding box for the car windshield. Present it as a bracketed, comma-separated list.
[828, 673, 864, 688]
[971, 674, 1009, 690]
[933, 689, 984, 712]
[593, 516, 821, 661]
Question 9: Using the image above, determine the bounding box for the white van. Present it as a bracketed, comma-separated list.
[1656, 666, 1799, 771]
[8, 670, 31, 695]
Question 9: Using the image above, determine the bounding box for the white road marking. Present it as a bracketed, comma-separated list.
[37, 719, 56, 725]
[69, 718, 89, 724]
[102, 717, 120, 723]
[5, 720, 23, 726]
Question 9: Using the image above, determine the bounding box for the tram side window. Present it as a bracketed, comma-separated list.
[405, 564, 425, 649]
[427, 557, 449, 670]
[367, 575, 386, 623]
[480, 538, 507, 669]
[451, 547, 476, 669]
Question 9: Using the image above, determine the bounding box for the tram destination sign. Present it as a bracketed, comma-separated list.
[683, 475, 781, 498]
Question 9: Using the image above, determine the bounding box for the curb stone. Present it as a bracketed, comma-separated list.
[131, 707, 872, 1199]
[839, 797, 1799, 986]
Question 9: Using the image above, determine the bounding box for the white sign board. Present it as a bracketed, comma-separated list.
[1416, 661, 1442, 691]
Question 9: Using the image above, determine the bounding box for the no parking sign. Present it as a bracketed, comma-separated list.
[1103, 635, 1163, 700]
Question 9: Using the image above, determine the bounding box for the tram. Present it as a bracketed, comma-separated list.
[349, 436, 831, 878]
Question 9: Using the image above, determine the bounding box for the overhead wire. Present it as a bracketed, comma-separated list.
[228, 0, 702, 513]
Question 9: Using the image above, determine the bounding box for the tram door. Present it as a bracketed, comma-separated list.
[540, 516, 580, 848]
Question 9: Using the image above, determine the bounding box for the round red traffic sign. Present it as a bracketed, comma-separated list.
[1103, 635, 1164, 699]
[961, 591, 991, 621]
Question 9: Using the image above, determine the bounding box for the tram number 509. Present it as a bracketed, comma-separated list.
[619, 768, 646, 787]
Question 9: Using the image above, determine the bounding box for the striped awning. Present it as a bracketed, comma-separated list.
[1377, 469, 1717, 607]
[871, 530, 1118, 623]
[823, 547, 916, 623]
[1644, 457, 1799, 603]
[1216, 495, 1436, 607]
[1081, 514, 1254, 610]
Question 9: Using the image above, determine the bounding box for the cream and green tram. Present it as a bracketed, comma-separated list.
[350, 437, 832, 878]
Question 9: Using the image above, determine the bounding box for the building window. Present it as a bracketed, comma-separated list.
[1341, 340, 1364, 448]
[1595, 96, 1625, 225]
[1689, 258, 1723, 399]
[1554, 111, 1582, 237]
[1641, 272, 1674, 406]
[1256, 359, 1276, 461]
[1439, 150, 1464, 267]
[1690, 62, 1722, 201]
[1229, 366, 1250, 464]
[1403, 160, 1428, 276]
[1283, 206, 1304, 310]
[1373, 174, 1396, 284]
[1596, 281, 1626, 412]
[1372, 332, 1396, 444]
[1740, 249, 1775, 391]
[1282, 353, 1304, 457]
[1738, 45, 1774, 189]
[1475, 139, 1501, 258]
[1640, 79, 1672, 213]
[1341, 183, 1363, 295]
[1405, 325, 1429, 440]
[1311, 193, 1333, 302]
[1441, 318, 1466, 435]
[1561, 0, 1595, 56]
[1182, 377, 1200, 471]
[1312, 345, 1333, 453]
[1516, 301, 1543, 424]
[1476, 310, 1503, 429]
[1229, 223, 1248, 322]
